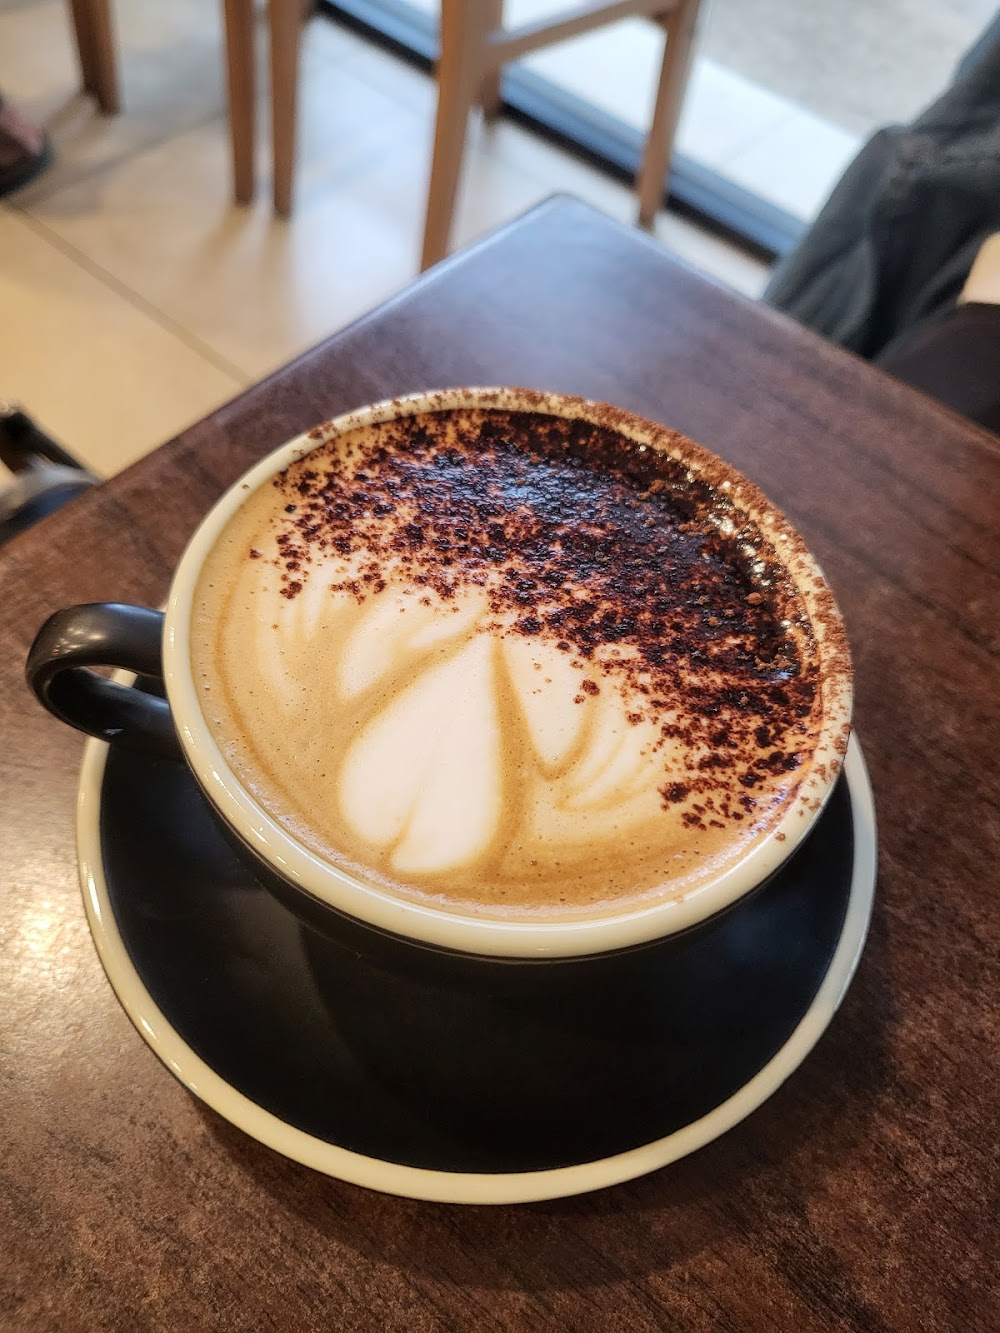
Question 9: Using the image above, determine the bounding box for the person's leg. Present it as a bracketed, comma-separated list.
[0, 94, 51, 197]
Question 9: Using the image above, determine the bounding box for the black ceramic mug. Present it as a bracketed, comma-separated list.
[26, 388, 853, 968]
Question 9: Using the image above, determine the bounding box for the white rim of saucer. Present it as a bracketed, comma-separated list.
[76, 734, 876, 1206]
[162, 386, 855, 960]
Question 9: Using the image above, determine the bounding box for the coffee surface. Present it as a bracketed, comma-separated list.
[192, 405, 840, 919]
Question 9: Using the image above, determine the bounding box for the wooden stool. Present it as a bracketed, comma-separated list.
[64, 0, 261, 210]
[421, 0, 704, 268]
[222, 0, 257, 206]
[66, 0, 119, 114]
[224, 0, 307, 215]
[255, 1, 702, 256]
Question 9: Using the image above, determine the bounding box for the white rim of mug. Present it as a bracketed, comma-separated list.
[77, 733, 876, 1206]
[162, 387, 854, 960]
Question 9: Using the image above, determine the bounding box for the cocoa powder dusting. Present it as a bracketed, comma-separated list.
[258, 409, 822, 823]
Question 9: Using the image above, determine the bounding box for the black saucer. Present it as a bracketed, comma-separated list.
[81, 739, 875, 1199]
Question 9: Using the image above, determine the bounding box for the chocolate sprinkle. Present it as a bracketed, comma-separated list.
[257, 408, 823, 820]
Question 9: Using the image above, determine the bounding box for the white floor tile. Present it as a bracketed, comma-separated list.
[0, 208, 243, 475]
[468, 118, 635, 226]
[329, 23, 436, 119]
[721, 109, 860, 222]
[16, 61, 425, 382]
[675, 61, 795, 169]
[0, 0, 90, 111]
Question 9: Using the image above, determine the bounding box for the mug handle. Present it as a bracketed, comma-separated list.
[25, 603, 182, 759]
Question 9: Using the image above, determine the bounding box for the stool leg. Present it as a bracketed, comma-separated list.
[68, 0, 120, 114]
[223, 0, 256, 205]
[270, 0, 303, 217]
[636, 0, 701, 229]
[478, 0, 504, 119]
[421, 0, 486, 270]
[68, 0, 98, 95]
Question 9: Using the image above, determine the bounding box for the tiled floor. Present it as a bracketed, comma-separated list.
[0, 0, 770, 478]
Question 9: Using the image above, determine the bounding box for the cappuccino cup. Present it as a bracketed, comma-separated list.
[27, 388, 852, 964]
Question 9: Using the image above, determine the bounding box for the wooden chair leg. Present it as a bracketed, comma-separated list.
[222, 0, 256, 205]
[67, 0, 120, 114]
[478, 0, 504, 118]
[636, 0, 701, 229]
[270, 0, 303, 217]
[421, 0, 486, 270]
[68, 0, 98, 94]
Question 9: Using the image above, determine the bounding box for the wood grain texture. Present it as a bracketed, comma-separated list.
[2, 198, 997, 1332]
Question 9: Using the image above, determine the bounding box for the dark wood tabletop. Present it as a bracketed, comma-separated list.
[2, 198, 997, 1332]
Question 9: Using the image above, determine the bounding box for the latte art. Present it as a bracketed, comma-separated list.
[192, 405, 847, 919]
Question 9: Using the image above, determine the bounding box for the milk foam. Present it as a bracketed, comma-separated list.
[191, 411, 828, 919]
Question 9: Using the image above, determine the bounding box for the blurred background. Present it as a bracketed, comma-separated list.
[0, 0, 992, 476]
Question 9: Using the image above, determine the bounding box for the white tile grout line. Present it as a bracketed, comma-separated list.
[8, 204, 252, 387]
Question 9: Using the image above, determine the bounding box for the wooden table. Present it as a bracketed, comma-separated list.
[2, 199, 996, 1331]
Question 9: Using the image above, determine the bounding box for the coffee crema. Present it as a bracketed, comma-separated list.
[191, 402, 849, 920]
